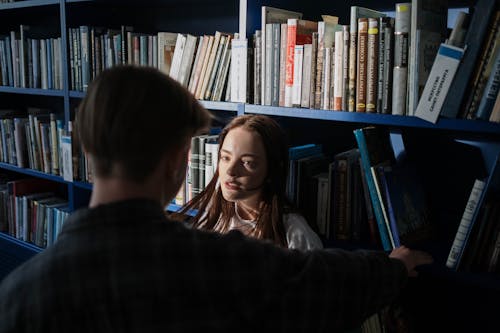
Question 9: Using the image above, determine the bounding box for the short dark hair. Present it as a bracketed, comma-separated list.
[76, 65, 211, 182]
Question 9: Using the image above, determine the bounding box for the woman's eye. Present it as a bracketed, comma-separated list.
[220, 155, 230, 162]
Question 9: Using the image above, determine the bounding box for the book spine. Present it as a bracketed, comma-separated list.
[356, 18, 368, 112]
[315, 22, 325, 109]
[253, 30, 262, 105]
[309, 32, 318, 109]
[271, 24, 281, 106]
[278, 23, 288, 107]
[322, 47, 332, 110]
[366, 18, 379, 113]
[291, 45, 303, 107]
[348, 18, 357, 111]
[264, 24, 273, 106]
[342, 26, 350, 111]
[382, 23, 394, 114]
[300, 44, 312, 108]
[476, 45, 500, 120]
[333, 30, 344, 111]
[392, 3, 411, 116]
[354, 129, 392, 251]
[285, 19, 298, 107]
[446, 179, 486, 270]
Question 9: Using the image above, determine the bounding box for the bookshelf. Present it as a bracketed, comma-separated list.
[1, 0, 499, 330]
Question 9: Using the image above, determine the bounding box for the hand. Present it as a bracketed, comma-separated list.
[389, 246, 433, 277]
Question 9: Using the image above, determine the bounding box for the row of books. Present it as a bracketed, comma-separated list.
[0, 108, 64, 176]
[353, 124, 500, 274]
[0, 26, 64, 89]
[68, 26, 234, 103]
[230, 1, 500, 123]
[353, 126, 434, 251]
[173, 133, 220, 205]
[461, 10, 500, 123]
[286, 144, 371, 242]
[0, 178, 70, 249]
[243, 3, 450, 117]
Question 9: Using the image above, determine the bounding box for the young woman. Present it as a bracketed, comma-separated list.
[176, 114, 322, 250]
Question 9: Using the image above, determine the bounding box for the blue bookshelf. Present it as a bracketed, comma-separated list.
[0, 0, 59, 10]
[244, 104, 500, 135]
[0, 86, 64, 96]
[0, 162, 67, 184]
[0, 232, 42, 282]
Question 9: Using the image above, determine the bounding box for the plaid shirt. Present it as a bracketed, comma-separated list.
[0, 199, 407, 333]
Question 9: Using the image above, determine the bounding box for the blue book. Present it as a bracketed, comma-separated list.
[287, 143, 323, 203]
[376, 165, 401, 248]
[4, 36, 13, 86]
[353, 127, 395, 251]
[382, 163, 434, 247]
[46, 38, 53, 90]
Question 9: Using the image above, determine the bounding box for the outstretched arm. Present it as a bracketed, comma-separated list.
[389, 246, 434, 277]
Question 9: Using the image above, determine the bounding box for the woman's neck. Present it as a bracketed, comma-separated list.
[236, 201, 260, 220]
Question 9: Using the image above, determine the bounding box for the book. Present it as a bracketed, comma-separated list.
[348, 6, 386, 112]
[464, 18, 500, 119]
[314, 172, 329, 236]
[407, 0, 448, 116]
[261, 6, 302, 106]
[314, 16, 339, 110]
[489, 88, 500, 123]
[333, 28, 345, 111]
[291, 44, 304, 106]
[284, 18, 317, 107]
[446, 11, 470, 48]
[169, 33, 186, 81]
[356, 18, 368, 113]
[414, 43, 465, 123]
[287, 143, 323, 204]
[392, 3, 411, 116]
[157, 32, 178, 76]
[466, 29, 500, 120]
[440, 0, 498, 118]
[230, 38, 248, 103]
[381, 18, 395, 114]
[446, 179, 487, 270]
[353, 126, 396, 251]
[454, 154, 500, 272]
[366, 18, 379, 113]
[379, 162, 434, 247]
[475, 46, 500, 121]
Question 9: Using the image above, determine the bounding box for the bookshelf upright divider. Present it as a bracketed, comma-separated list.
[0, 0, 500, 331]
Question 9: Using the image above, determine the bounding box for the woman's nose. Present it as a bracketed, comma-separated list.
[225, 160, 238, 177]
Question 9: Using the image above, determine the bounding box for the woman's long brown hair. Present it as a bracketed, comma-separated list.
[171, 115, 289, 247]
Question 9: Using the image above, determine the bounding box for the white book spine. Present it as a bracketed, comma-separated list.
[230, 39, 248, 103]
[446, 179, 486, 270]
[333, 30, 344, 111]
[300, 44, 312, 108]
[169, 33, 186, 81]
[291, 45, 303, 106]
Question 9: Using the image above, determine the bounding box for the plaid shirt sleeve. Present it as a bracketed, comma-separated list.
[0, 199, 407, 333]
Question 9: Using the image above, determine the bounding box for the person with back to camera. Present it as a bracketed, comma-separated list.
[174, 114, 323, 251]
[0, 65, 433, 333]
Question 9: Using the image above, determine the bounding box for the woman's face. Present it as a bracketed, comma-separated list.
[218, 127, 268, 207]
